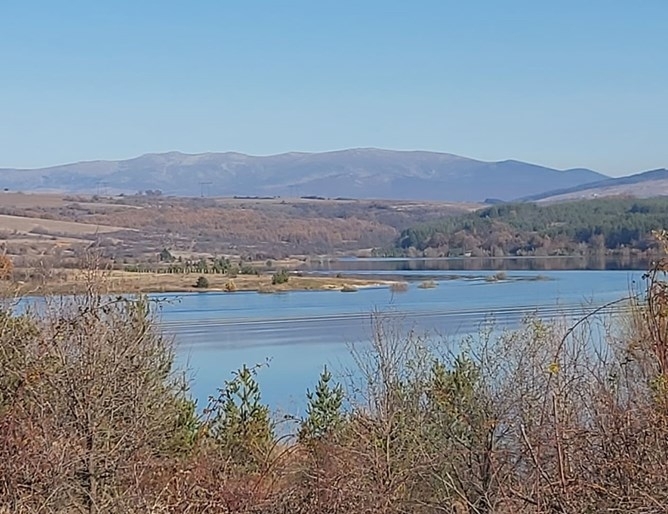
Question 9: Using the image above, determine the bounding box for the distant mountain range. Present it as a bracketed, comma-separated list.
[524, 168, 668, 203]
[0, 148, 639, 202]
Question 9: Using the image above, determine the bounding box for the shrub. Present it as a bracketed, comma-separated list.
[389, 281, 409, 293]
[0, 291, 191, 512]
[272, 268, 290, 285]
[7, 237, 668, 513]
[240, 263, 259, 275]
[194, 275, 209, 288]
[159, 248, 174, 262]
[0, 254, 13, 280]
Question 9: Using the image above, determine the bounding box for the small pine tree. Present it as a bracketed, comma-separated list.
[209, 364, 274, 466]
[299, 366, 344, 442]
[167, 378, 201, 455]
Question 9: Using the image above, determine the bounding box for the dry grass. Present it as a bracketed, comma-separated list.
[0, 192, 70, 208]
[6, 269, 393, 296]
[0, 214, 128, 235]
[0, 192, 138, 210]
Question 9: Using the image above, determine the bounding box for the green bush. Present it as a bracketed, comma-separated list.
[239, 264, 259, 275]
[272, 268, 290, 285]
[194, 275, 209, 288]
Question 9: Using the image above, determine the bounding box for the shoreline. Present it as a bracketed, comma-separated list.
[3, 269, 395, 297]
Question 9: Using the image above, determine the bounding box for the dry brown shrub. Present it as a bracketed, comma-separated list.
[5, 236, 668, 513]
[0, 255, 12, 280]
[0, 282, 190, 513]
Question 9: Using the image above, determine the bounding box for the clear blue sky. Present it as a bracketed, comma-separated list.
[1, 0, 666, 176]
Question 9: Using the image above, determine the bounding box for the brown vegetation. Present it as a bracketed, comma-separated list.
[0, 214, 126, 236]
[3, 235, 668, 512]
[0, 255, 12, 280]
[1, 268, 390, 296]
[0, 193, 474, 265]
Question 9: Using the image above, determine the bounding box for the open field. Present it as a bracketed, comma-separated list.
[0, 191, 142, 210]
[0, 192, 71, 208]
[0, 214, 129, 235]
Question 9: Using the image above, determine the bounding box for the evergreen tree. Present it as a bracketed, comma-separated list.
[209, 364, 274, 465]
[300, 366, 344, 441]
[159, 248, 174, 262]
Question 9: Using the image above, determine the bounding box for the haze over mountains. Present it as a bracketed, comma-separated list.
[0, 148, 624, 202]
[525, 168, 668, 203]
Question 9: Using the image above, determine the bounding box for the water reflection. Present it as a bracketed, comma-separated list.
[301, 255, 650, 274]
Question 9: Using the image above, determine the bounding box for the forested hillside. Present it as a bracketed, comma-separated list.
[396, 197, 668, 256]
[0, 194, 476, 266]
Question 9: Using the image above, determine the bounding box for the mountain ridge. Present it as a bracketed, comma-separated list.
[525, 168, 668, 203]
[0, 148, 607, 202]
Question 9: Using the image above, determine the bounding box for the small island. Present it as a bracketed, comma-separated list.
[4, 267, 392, 296]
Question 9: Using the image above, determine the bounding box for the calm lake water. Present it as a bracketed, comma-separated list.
[165, 262, 646, 417]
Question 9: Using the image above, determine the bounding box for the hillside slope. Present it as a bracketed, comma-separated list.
[524, 168, 668, 203]
[0, 149, 606, 202]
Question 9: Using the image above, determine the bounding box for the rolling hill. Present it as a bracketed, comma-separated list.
[524, 168, 668, 203]
[0, 149, 606, 202]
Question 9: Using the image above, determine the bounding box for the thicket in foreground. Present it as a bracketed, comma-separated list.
[0, 293, 194, 512]
[3, 236, 668, 512]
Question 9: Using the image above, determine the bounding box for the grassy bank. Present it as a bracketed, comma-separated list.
[6, 268, 392, 296]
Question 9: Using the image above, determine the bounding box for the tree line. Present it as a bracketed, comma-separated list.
[395, 197, 668, 257]
[125, 253, 261, 276]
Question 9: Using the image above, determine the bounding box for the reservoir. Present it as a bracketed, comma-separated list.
[165, 264, 645, 416]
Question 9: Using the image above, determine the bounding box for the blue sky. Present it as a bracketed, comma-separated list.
[1, 0, 666, 175]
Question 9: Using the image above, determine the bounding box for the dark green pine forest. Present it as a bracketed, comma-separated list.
[395, 197, 668, 256]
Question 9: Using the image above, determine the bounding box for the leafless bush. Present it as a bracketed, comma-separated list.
[0, 280, 193, 513]
[389, 281, 409, 293]
[3, 238, 668, 513]
[288, 279, 668, 513]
